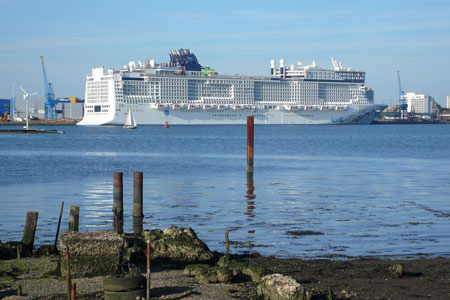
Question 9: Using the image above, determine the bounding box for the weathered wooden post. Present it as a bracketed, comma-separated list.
[225, 229, 232, 260]
[54, 201, 64, 248]
[71, 283, 76, 300]
[22, 211, 38, 251]
[69, 206, 79, 232]
[113, 172, 124, 233]
[133, 172, 143, 234]
[247, 116, 254, 173]
[66, 248, 72, 300]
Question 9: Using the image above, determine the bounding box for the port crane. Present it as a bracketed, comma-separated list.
[41, 56, 79, 120]
[397, 70, 408, 119]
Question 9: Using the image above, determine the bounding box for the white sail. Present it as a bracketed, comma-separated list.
[123, 109, 137, 129]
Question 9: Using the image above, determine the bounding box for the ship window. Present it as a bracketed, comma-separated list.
[94, 105, 101, 112]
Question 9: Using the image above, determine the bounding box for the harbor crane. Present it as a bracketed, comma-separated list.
[397, 70, 408, 119]
[40, 56, 73, 120]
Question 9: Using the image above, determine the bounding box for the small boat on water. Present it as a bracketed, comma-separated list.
[163, 121, 169, 128]
[123, 109, 137, 129]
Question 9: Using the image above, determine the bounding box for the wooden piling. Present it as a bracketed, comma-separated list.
[113, 172, 124, 234]
[22, 211, 38, 250]
[247, 116, 254, 173]
[133, 172, 143, 234]
[54, 202, 64, 248]
[114, 211, 118, 234]
[16, 246, 21, 260]
[66, 248, 72, 300]
[246, 171, 255, 199]
[225, 229, 232, 260]
[69, 206, 79, 232]
[71, 283, 76, 300]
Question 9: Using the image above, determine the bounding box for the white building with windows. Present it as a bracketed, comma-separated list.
[402, 92, 435, 114]
[447, 95, 450, 109]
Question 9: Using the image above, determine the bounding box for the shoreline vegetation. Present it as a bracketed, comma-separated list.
[1, 227, 449, 300]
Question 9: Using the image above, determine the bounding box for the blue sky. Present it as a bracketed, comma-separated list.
[1, 0, 449, 106]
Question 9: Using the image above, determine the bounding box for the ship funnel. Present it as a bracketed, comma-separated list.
[270, 59, 275, 76]
[280, 59, 285, 78]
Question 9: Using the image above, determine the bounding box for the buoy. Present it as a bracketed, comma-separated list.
[163, 121, 169, 128]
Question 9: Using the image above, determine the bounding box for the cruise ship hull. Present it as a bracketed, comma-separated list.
[78, 104, 385, 126]
[77, 49, 386, 126]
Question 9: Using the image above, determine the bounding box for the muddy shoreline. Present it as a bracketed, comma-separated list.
[244, 254, 450, 299]
[2, 254, 449, 299]
[1, 228, 449, 300]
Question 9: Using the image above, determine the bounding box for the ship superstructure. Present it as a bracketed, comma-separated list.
[78, 49, 384, 126]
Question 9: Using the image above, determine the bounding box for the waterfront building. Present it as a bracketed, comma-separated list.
[447, 96, 450, 109]
[0, 99, 11, 119]
[402, 92, 436, 114]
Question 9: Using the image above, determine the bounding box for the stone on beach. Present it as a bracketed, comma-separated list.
[124, 226, 214, 264]
[257, 273, 305, 300]
[59, 231, 124, 278]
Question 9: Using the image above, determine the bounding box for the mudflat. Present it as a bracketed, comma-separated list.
[247, 254, 450, 299]
[1, 254, 449, 299]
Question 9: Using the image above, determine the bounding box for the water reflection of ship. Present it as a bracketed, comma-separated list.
[245, 172, 256, 250]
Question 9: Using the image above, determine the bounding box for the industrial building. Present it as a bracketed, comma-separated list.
[0, 99, 11, 119]
[401, 92, 437, 114]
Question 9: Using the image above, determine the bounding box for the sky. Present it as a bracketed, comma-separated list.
[1, 0, 449, 108]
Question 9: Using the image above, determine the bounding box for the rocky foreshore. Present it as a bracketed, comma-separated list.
[1, 227, 449, 300]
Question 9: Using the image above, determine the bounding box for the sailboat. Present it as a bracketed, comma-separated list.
[123, 109, 137, 129]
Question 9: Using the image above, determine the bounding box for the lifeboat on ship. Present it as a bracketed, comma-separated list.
[153, 103, 168, 110]
[216, 104, 228, 111]
[171, 103, 183, 110]
[231, 105, 243, 111]
[187, 104, 198, 110]
[203, 104, 215, 110]
[284, 105, 299, 111]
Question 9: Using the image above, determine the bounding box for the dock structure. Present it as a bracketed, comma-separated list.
[0, 129, 65, 134]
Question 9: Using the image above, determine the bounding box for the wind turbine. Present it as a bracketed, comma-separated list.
[19, 87, 38, 130]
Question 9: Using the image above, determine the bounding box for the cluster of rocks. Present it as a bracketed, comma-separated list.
[184, 258, 312, 300]
[124, 226, 214, 265]
[184, 255, 268, 284]
[58, 226, 215, 278]
[0, 241, 56, 260]
[1, 226, 319, 300]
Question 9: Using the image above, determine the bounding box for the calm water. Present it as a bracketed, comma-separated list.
[0, 124, 449, 259]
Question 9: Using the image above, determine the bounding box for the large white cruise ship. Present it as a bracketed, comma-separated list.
[78, 49, 386, 126]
